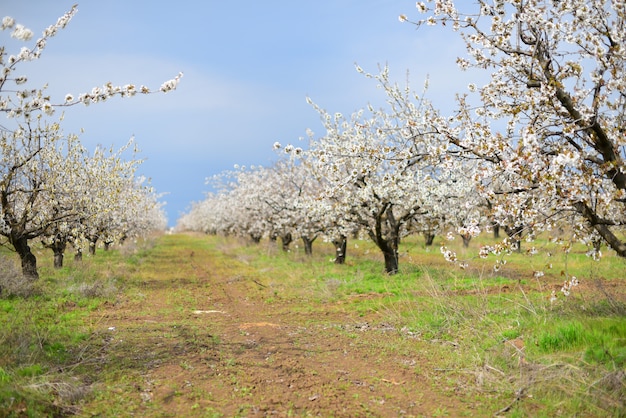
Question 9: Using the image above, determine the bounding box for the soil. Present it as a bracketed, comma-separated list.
[86, 238, 486, 417]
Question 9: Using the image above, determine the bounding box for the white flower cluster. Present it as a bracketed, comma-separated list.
[550, 276, 580, 303]
[0, 217, 10, 234]
[585, 247, 602, 261]
[493, 259, 507, 272]
[440, 245, 457, 262]
[160, 72, 184, 93]
[42, 5, 76, 38]
[458, 224, 480, 238]
[561, 276, 579, 296]
[74, 81, 151, 106]
[1, 17, 34, 41]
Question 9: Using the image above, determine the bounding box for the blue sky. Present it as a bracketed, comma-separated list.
[3, 1, 472, 226]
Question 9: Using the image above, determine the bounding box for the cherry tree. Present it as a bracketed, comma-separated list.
[0, 119, 76, 277]
[126, 185, 168, 239]
[246, 162, 300, 251]
[38, 133, 92, 268]
[204, 162, 319, 252]
[282, 140, 368, 263]
[39, 143, 166, 266]
[1, 7, 181, 278]
[176, 193, 229, 235]
[264, 155, 325, 255]
[96, 178, 168, 251]
[206, 166, 275, 243]
[75, 141, 149, 256]
[437, 165, 487, 248]
[182, 157, 326, 256]
[299, 75, 465, 274]
[400, 0, 626, 261]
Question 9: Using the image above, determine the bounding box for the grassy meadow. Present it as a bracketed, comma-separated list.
[0, 232, 624, 416]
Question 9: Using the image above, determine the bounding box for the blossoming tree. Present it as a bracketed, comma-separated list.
[1, 7, 181, 278]
[299, 72, 472, 274]
[399, 0, 626, 262]
[265, 155, 325, 255]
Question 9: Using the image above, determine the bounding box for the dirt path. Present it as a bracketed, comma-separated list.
[88, 236, 479, 417]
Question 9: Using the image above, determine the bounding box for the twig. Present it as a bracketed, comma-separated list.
[381, 378, 405, 385]
[251, 278, 267, 288]
[485, 364, 506, 376]
[494, 387, 526, 416]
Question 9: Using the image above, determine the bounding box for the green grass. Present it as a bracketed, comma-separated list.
[0, 232, 624, 416]
[238, 234, 626, 416]
[533, 319, 626, 366]
[0, 240, 148, 417]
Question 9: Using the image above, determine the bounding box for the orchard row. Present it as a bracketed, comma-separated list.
[1, 6, 180, 279]
[179, 1, 626, 274]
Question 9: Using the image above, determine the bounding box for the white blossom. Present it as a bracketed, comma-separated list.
[11, 24, 33, 41]
[159, 72, 183, 93]
[1, 16, 15, 30]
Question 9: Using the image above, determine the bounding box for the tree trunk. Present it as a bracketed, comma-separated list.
[12, 235, 38, 279]
[486, 200, 500, 239]
[49, 236, 67, 269]
[250, 233, 262, 244]
[423, 232, 435, 246]
[461, 234, 471, 248]
[280, 233, 292, 252]
[332, 235, 347, 264]
[301, 236, 315, 256]
[492, 222, 500, 239]
[74, 250, 83, 262]
[371, 228, 399, 274]
[89, 240, 97, 256]
[382, 243, 399, 274]
[53, 249, 64, 268]
[370, 206, 400, 274]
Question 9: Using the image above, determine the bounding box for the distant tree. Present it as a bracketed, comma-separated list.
[78, 142, 145, 256]
[265, 156, 324, 255]
[201, 166, 273, 243]
[176, 193, 227, 235]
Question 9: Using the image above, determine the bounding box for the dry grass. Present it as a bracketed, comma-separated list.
[0, 254, 37, 298]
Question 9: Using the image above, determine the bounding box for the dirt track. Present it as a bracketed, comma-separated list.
[90, 236, 482, 417]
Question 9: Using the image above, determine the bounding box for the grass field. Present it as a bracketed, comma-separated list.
[0, 232, 624, 416]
